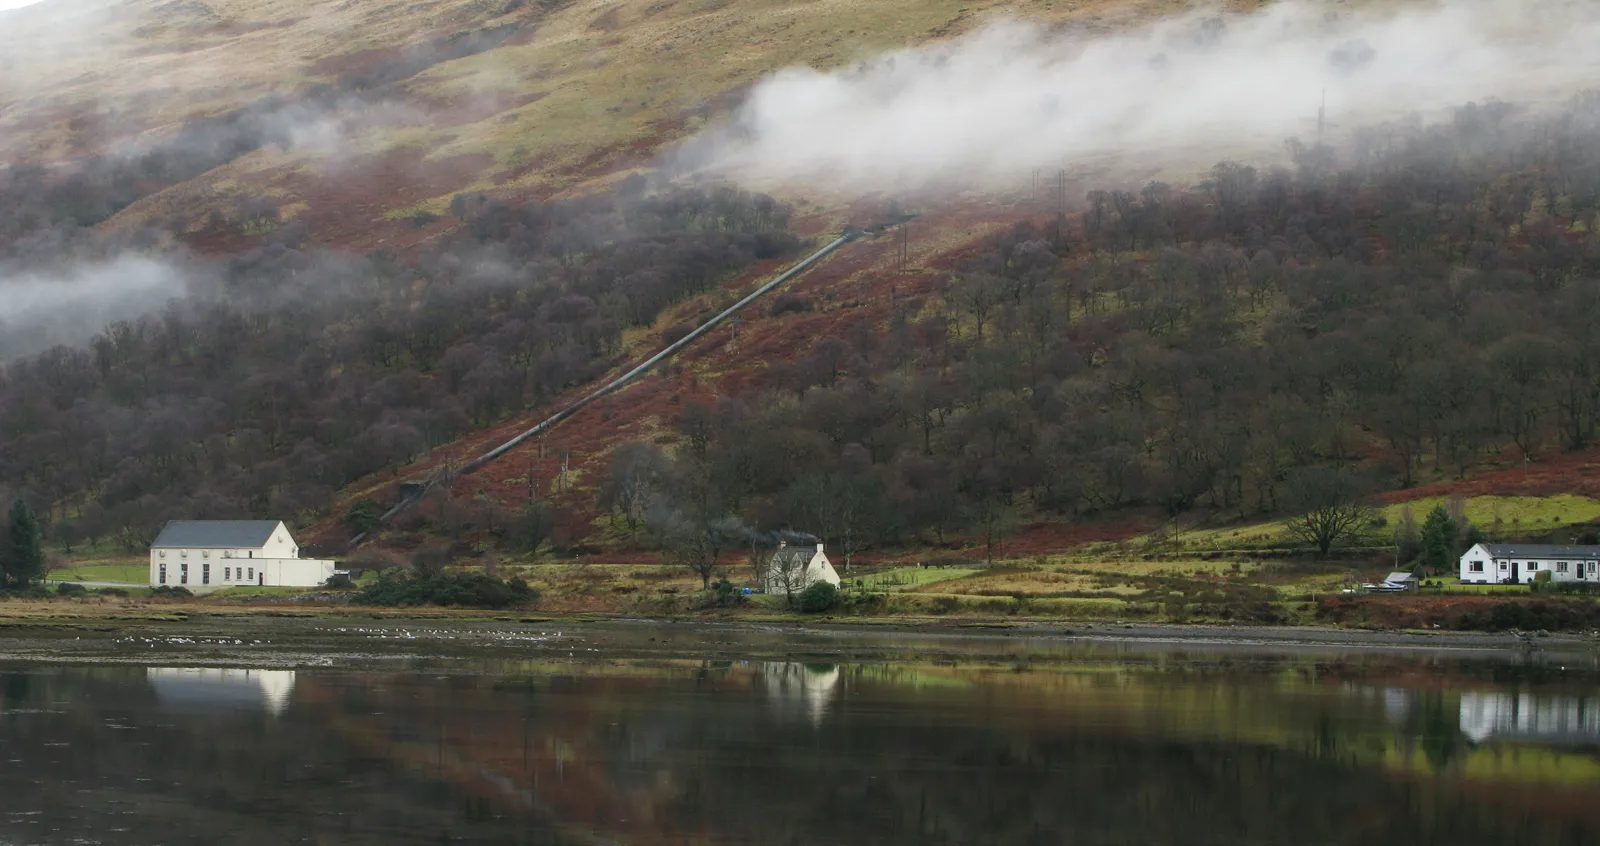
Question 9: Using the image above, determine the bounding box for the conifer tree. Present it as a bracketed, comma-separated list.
[1418, 505, 1458, 575]
[1, 500, 45, 588]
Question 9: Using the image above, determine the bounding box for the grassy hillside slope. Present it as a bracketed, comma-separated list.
[2, 0, 1271, 250]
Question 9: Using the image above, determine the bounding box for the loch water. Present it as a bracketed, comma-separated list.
[1, 622, 1597, 845]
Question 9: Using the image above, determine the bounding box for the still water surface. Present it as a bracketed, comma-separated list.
[1, 624, 1598, 844]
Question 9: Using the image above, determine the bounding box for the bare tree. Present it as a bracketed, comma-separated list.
[599, 442, 666, 539]
[1281, 467, 1374, 558]
[765, 544, 813, 607]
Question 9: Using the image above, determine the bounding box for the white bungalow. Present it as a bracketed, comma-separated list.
[1458, 543, 1600, 585]
[149, 520, 335, 588]
[762, 541, 842, 596]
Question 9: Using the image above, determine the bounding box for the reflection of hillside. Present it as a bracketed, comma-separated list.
[147, 668, 295, 715]
[0, 668, 556, 844]
[291, 662, 1600, 846]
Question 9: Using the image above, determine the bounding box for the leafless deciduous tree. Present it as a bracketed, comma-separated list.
[1282, 468, 1374, 558]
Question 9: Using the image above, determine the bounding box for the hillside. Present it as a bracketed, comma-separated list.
[2, 0, 1239, 251]
[6, 0, 1600, 583]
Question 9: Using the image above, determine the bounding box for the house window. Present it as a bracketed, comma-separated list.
[202, 563, 210, 585]
[1591, 563, 1598, 574]
[224, 567, 231, 581]
[1559, 562, 1569, 572]
[1530, 562, 1540, 571]
[1499, 562, 1508, 570]
[180, 563, 188, 584]
[248, 567, 255, 580]
[1470, 562, 1484, 572]
[158, 564, 167, 584]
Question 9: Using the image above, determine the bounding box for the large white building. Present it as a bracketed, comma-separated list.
[1457, 543, 1600, 585]
[149, 520, 335, 588]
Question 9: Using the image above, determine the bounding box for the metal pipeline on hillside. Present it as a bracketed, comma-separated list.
[353, 227, 864, 547]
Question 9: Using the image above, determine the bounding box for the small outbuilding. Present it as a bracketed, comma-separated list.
[149, 520, 334, 588]
[762, 541, 841, 597]
[1382, 572, 1419, 592]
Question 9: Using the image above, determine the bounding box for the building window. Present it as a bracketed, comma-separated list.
[1559, 562, 1569, 572]
[202, 563, 210, 585]
[1470, 562, 1484, 572]
[180, 563, 188, 584]
[224, 567, 231, 581]
[248, 567, 255, 580]
[1499, 562, 1508, 570]
[1591, 563, 1598, 574]
[1529, 562, 1540, 570]
[158, 564, 167, 584]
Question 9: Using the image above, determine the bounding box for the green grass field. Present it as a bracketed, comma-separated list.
[58, 563, 147, 585]
[1384, 494, 1600, 529]
[1147, 495, 1600, 556]
[848, 566, 979, 592]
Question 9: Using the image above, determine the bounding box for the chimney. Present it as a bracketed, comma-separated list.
[816, 542, 825, 554]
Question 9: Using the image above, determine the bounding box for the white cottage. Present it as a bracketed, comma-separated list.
[762, 541, 842, 596]
[1458, 543, 1600, 585]
[149, 520, 335, 588]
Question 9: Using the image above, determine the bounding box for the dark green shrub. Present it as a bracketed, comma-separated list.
[324, 573, 354, 589]
[354, 569, 538, 609]
[93, 587, 129, 597]
[55, 582, 88, 596]
[344, 499, 381, 536]
[799, 581, 839, 613]
[149, 585, 193, 598]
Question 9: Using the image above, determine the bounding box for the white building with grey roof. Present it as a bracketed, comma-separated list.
[1458, 543, 1600, 585]
[149, 520, 335, 588]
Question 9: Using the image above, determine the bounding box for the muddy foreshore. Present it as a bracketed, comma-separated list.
[1, 603, 1597, 669]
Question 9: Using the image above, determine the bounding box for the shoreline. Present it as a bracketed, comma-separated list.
[1, 599, 1597, 665]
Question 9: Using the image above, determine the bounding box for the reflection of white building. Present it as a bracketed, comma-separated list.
[758, 662, 841, 726]
[147, 668, 296, 716]
[1459, 692, 1600, 744]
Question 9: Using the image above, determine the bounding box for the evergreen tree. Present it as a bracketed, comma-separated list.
[1, 500, 45, 588]
[1418, 505, 1458, 575]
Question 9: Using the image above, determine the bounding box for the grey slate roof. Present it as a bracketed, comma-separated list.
[767, 546, 816, 571]
[1385, 572, 1418, 583]
[1481, 544, 1600, 560]
[151, 520, 284, 549]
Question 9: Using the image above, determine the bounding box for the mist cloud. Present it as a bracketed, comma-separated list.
[0, 255, 189, 358]
[697, 0, 1600, 192]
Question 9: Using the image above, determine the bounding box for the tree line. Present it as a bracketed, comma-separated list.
[0, 185, 799, 553]
[603, 94, 1600, 574]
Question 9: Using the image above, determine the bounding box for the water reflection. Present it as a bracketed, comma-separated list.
[757, 661, 841, 725]
[147, 668, 296, 715]
[0, 652, 1597, 845]
[1459, 691, 1600, 744]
